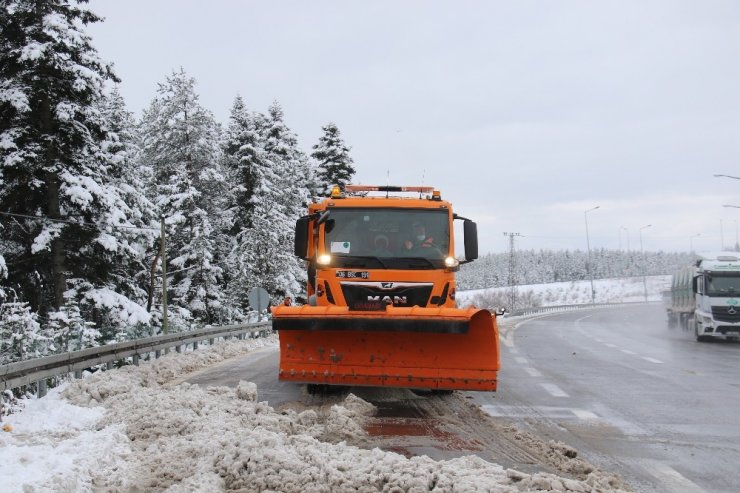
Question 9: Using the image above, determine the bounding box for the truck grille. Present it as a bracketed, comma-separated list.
[341, 282, 433, 311]
[711, 306, 740, 323]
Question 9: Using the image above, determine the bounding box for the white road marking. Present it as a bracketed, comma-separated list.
[571, 409, 599, 420]
[643, 461, 705, 493]
[605, 343, 617, 348]
[481, 405, 597, 420]
[642, 356, 664, 364]
[514, 357, 528, 365]
[620, 349, 637, 355]
[541, 383, 569, 397]
[525, 367, 542, 377]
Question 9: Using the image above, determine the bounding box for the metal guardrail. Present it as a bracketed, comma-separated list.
[0, 321, 271, 396]
[506, 300, 657, 318]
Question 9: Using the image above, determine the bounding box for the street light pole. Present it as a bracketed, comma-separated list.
[639, 224, 652, 303]
[585, 206, 600, 304]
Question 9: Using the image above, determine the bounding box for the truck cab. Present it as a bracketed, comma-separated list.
[692, 253, 740, 341]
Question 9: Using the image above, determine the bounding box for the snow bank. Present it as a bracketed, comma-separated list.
[458, 275, 671, 308]
[2, 336, 631, 492]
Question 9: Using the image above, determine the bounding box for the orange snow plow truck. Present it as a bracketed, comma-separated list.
[271, 185, 499, 392]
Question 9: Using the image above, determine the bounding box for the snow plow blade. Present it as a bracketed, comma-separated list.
[272, 305, 499, 391]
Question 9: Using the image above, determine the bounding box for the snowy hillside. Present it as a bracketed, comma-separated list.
[458, 275, 671, 311]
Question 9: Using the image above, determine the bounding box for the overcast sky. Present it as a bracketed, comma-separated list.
[87, 0, 740, 254]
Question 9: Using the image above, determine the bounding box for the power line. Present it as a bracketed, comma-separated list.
[0, 211, 158, 231]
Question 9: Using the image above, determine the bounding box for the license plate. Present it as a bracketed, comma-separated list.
[336, 271, 369, 279]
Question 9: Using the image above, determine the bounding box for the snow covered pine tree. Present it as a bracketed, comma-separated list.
[311, 122, 355, 197]
[0, 0, 150, 348]
[138, 68, 228, 327]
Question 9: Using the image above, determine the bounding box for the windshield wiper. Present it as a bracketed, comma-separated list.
[405, 257, 436, 269]
[338, 255, 389, 269]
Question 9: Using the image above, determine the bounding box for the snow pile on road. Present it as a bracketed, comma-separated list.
[2, 337, 632, 492]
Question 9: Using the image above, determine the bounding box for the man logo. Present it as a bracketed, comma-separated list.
[381, 282, 393, 289]
[368, 295, 407, 305]
[729, 306, 737, 315]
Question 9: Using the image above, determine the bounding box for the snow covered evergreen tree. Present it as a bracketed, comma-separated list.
[234, 102, 309, 304]
[138, 69, 227, 327]
[311, 122, 355, 196]
[0, 299, 49, 364]
[221, 96, 265, 315]
[0, 0, 150, 339]
[222, 96, 261, 234]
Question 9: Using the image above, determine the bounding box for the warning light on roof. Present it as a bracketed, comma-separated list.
[432, 190, 442, 201]
[330, 185, 342, 198]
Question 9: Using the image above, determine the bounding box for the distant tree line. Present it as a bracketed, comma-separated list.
[457, 248, 694, 291]
[0, 0, 356, 363]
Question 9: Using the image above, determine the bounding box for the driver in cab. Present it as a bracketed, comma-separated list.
[404, 221, 435, 251]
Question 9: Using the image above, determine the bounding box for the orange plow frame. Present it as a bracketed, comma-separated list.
[272, 306, 499, 391]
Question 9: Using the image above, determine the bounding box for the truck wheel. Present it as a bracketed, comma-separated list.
[432, 389, 454, 396]
[695, 325, 710, 343]
[306, 383, 349, 396]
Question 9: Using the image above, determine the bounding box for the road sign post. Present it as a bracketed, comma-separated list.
[248, 287, 270, 321]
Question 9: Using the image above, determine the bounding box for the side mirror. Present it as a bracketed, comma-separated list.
[294, 216, 310, 259]
[463, 219, 478, 261]
[494, 307, 507, 317]
[692, 275, 699, 294]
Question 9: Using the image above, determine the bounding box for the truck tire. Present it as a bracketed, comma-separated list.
[694, 323, 710, 343]
[306, 383, 349, 396]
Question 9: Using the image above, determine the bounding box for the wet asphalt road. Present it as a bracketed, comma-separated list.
[479, 304, 740, 493]
[186, 304, 740, 492]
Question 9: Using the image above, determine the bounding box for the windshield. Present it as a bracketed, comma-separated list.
[323, 207, 450, 268]
[705, 274, 740, 296]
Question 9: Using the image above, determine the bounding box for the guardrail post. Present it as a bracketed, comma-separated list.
[38, 378, 47, 398]
[106, 361, 113, 371]
[133, 354, 140, 366]
[74, 370, 82, 379]
[193, 341, 198, 350]
[155, 350, 161, 359]
[209, 338, 214, 345]
[175, 345, 182, 353]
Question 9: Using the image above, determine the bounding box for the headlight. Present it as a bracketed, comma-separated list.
[317, 254, 331, 265]
[444, 256, 459, 268]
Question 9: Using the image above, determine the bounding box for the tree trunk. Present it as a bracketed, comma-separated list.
[37, 48, 65, 311]
[46, 171, 66, 311]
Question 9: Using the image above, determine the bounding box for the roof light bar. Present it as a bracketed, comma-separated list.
[344, 185, 435, 193]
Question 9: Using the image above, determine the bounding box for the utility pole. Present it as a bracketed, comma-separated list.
[639, 224, 652, 303]
[503, 232, 520, 312]
[584, 206, 600, 304]
[161, 216, 168, 335]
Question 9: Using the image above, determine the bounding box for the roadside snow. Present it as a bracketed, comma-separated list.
[1, 335, 631, 492]
[458, 275, 671, 308]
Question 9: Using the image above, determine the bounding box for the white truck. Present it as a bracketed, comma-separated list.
[667, 252, 740, 341]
